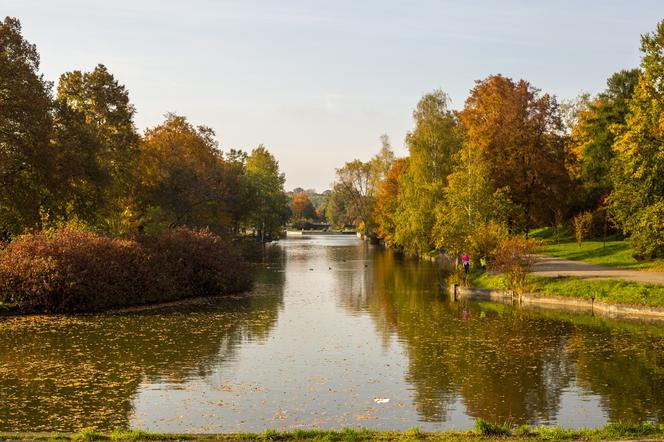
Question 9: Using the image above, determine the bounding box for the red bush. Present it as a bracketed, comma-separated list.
[0, 227, 252, 313]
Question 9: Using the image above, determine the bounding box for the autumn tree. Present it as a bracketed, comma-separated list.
[246, 146, 289, 241]
[370, 134, 396, 189]
[136, 114, 233, 233]
[0, 17, 53, 236]
[394, 90, 463, 254]
[53, 64, 140, 231]
[330, 159, 375, 234]
[460, 75, 570, 234]
[373, 158, 407, 248]
[609, 20, 664, 259]
[327, 136, 395, 235]
[290, 192, 315, 221]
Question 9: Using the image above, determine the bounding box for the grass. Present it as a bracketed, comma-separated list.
[470, 271, 664, 308]
[530, 228, 664, 272]
[1, 423, 663, 441]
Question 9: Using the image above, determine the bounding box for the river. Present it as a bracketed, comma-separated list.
[0, 235, 662, 432]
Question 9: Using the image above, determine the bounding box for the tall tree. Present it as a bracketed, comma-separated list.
[246, 145, 288, 241]
[567, 69, 640, 209]
[609, 21, 664, 259]
[54, 64, 139, 231]
[394, 90, 463, 254]
[460, 75, 570, 234]
[0, 17, 53, 236]
[223, 148, 257, 234]
[373, 158, 407, 248]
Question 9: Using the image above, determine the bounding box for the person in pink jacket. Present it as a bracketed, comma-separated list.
[462, 254, 470, 274]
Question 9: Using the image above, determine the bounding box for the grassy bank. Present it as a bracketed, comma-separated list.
[1, 422, 663, 442]
[470, 272, 664, 308]
[531, 229, 664, 271]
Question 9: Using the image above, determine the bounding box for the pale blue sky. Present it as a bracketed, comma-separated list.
[3, 0, 662, 190]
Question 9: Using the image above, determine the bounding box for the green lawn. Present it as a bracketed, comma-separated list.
[1, 422, 663, 441]
[530, 228, 664, 271]
[470, 272, 664, 308]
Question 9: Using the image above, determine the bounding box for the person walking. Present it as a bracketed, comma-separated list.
[462, 253, 470, 274]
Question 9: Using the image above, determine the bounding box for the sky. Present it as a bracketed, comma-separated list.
[3, 0, 662, 191]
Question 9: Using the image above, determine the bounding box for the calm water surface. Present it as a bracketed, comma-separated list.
[1, 235, 663, 432]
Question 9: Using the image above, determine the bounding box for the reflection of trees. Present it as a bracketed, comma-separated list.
[0, 260, 285, 432]
[343, 249, 664, 425]
[573, 329, 664, 422]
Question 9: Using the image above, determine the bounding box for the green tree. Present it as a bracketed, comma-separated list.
[394, 90, 463, 254]
[223, 149, 257, 234]
[609, 21, 664, 259]
[568, 69, 640, 209]
[246, 145, 288, 241]
[0, 17, 53, 236]
[434, 145, 512, 256]
[54, 64, 139, 232]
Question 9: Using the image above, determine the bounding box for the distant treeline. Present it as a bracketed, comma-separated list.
[325, 20, 664, 261]
[0, 17, 289, 241]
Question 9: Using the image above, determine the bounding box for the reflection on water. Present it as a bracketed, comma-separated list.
[0, 235, 662, 432]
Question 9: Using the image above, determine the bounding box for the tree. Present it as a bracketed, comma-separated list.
[0, 17, 53, 236]
[374, 158, 407, 248]
[567, 69, 640, 209]
[137, 114, 232, 233]
[369, 134, 395, 189]
[223, 149, 257, 234]
[331, 159, 375, 234]
[54, 64, 140, 232]
[394, 90, 463, 254]
[609, 20, 664, 259]
[246, 146, 288, 241]
[290, 192, 315, 221]
[433, 145, 512, 256]
[460, 75, 570, 234]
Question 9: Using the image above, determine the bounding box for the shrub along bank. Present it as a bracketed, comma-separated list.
[0, 227, 252, 313]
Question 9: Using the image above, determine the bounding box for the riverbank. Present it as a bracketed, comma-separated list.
[459, 272, 664, 320]
[2, 422, 663, 441]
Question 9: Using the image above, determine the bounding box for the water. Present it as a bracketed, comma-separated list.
[1, 235, 663, 432]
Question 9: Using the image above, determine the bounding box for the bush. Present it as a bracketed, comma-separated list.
[493, 236, 540, 291]
[0, 227, 252, 313]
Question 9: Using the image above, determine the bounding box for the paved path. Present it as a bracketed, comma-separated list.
[532, 255, 664, 285]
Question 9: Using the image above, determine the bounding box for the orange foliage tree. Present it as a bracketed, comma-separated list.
[290, 192, 315, 221]
[460, 75, 571, 235]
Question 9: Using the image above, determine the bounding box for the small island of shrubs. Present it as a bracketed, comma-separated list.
[0, 227, 252, 313]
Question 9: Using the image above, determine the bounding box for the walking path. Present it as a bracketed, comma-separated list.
[532, 255, 664, 285]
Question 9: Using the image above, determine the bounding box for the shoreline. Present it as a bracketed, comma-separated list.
[1, 423, 664, 441]
[0, 291, 255, 319]
[450, 284, 664, 321]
